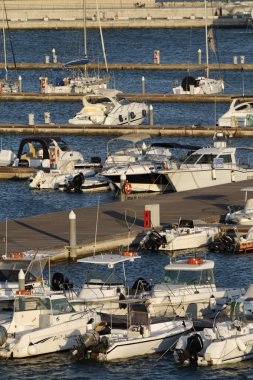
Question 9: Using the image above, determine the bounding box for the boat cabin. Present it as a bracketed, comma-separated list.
[160, 259, 215, 287]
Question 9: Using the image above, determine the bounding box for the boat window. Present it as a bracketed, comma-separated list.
[86, 269, 124, 286]
[219, 154, 232, 163]
[198, 154, 217, 164]
[161, 269, 214, 286]
[0, 269, 37, 283]
[14, 297, 51, 312]
[51, 298, 75, 315]
[183, 154, 202, 165]
[0, 299, 14, 313]
[90, 97, 111, 104]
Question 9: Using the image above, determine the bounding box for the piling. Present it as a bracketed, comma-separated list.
[120, 173, 127, 202]
[18, 269, 25, 291]
[142, 76, 145, 94]
[28, 113, 35, 126]
[149, 104, 154, 127]
[44, 112, 51, 124]
[18, 75, 22, 92]
[198, 49, 202, 65]
[69, 210, 77, 260]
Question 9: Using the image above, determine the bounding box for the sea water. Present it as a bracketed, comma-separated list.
[1, 27, 253, 379]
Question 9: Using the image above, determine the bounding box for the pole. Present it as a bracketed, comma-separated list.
[69, 210, 77, 260]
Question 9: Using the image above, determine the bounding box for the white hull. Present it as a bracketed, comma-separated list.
[165, 167, 253, 192]
[173, 78, 224, 95]
[91, 320, 193, 361]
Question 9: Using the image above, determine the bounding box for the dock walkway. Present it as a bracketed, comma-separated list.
[0, 180, 249, 262]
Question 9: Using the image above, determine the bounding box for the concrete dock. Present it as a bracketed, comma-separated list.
[0, 179, 251, 262]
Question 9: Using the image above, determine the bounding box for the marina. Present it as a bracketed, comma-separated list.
[2, 3, 253, 380]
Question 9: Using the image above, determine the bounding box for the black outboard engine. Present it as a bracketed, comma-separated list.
[177, 334, 203, 364]
[132, 277, 152, 292]
[51, 272, 73, 291]
[142, 230, 165, 250]
[71, 172, 85, 192]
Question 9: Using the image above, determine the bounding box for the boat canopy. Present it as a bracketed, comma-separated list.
[77, 253, 140, 266]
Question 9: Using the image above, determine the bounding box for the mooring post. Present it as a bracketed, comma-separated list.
[18, 269, 25, 291]
[69, 210, 77, 260]
[142, 76, 145, 94]
[149, 104, 154, 127]
[120, 173, 126, 201]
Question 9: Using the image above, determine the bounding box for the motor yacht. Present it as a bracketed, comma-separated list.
[218, 97, 253, 128]
[68, 89, 149, 126]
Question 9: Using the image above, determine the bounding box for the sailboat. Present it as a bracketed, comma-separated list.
[0, 0, 19, 93]
[172, 0, 224, 95]
[40, 0, 109, 95]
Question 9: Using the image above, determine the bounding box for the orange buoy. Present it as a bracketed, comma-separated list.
[187, 258, 203, 265]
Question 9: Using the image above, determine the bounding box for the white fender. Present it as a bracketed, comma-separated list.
[212, 168, 216, 180]
[236, 337, 246, 352]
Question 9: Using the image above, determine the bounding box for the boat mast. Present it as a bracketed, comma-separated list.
[83, 0, 87, 77]
[2, 1, 7, 81]
[95, 0, 108, 75]
[205, 0, 209, 78]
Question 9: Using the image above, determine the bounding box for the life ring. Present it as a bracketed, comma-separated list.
[10, 252, 25, 259]
[121, 251, 137, 257]
[16, 290, 31, 295]
[187, 258, 203, 265]
[123, 182, 132, 195]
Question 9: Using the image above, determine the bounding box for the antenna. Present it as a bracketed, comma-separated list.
[93, 196, 100, 256]
[5, 217, 7, 256]
[124, 209, 136, 251]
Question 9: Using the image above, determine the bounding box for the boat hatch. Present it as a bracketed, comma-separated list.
[160, 268, 215, 286]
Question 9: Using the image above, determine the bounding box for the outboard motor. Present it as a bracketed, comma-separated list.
[141, 230, 165, 250]
[72, 172, 85, 192]
[177, 334, 203, 364]
[132, 277, 152, 292]
[51, 272, 73, 291]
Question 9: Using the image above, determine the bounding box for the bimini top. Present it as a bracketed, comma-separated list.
[77, 253, 141, 266]
[164, 258, 214, 271]
[16, 137, 68, 159]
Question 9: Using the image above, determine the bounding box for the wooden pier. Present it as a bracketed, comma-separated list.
[0, 179, 250, 262]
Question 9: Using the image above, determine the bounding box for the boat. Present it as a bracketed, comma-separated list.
[29, 166, 96, 190]
[173, 284, 253, 366]
[144, 257, 245, 319]
[0, 291, 101, 358]
[39, 0, 109, 95]
[58, 173, 111, 193]
[139, 219, 220, 251]
[209, 226, 253, 254]
[218, 97, 253, 128]
[12, 137, 84, 170]
[72, 302, 193, 362]
[159, 132, 253, 192]
[223, 187, 253, 225]
[68, 89, 149, 126]
[60, 252, 148, 316]
[172, 1, 224, 95]
[0, 149, 16, 166]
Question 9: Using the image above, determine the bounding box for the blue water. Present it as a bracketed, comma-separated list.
[1, 27, 253, 379]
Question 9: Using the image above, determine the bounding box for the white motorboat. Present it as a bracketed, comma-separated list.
[12, 137, 84, 170]
[58, 173, 111, 193]
[159, 132, 253, 192]
[174, 284, 253, 366]
[72, 302, 193, 362]
[29, 166, 95, 190]
[0, 291, 101, 358]
[145, 257, 245, 319]
[210, 226, 253, 254]
[172, 1, 224, 95]
[62, 252, 147, 316]
[68, 89, 149, 126]
[139, 219, 220, 251]
[101, 157, 175, 194]
[224, 187, 253, 225]
[218, 97, 253, 128]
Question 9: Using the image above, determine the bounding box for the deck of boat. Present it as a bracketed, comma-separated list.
[0, 179, 250, 261]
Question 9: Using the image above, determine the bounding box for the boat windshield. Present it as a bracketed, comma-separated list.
[85, 269, 124, 286]
[183, 154, 202, 164]
[230, 300, 253, 322]
[160, 269, 215, 286]
[14, 296, 75, 315]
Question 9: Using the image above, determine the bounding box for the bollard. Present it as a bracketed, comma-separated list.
[153, 50, 160, 64]
[44, 112, 51, 124]
[18, 75, 22, 92]
[198, 49, 202, 65]
[240, 56, 245, 64]
[18, 269, 25, 291]
[69, 210, 77, 260]
[142, 76, 145, 94]
[52, 48, 57, 63]
[120, 173, 126, 202]
[233, 56, 238, 65]
[149, 104, 154, 127]
[45, 55, 50, 64]
[28, 113, 35, 126]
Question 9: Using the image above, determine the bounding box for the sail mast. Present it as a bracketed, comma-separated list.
[205, 0, 209, 78]
[83, 0, 87, 76]
[2, 2, 7, 81]
[95, 0, 108, 74]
